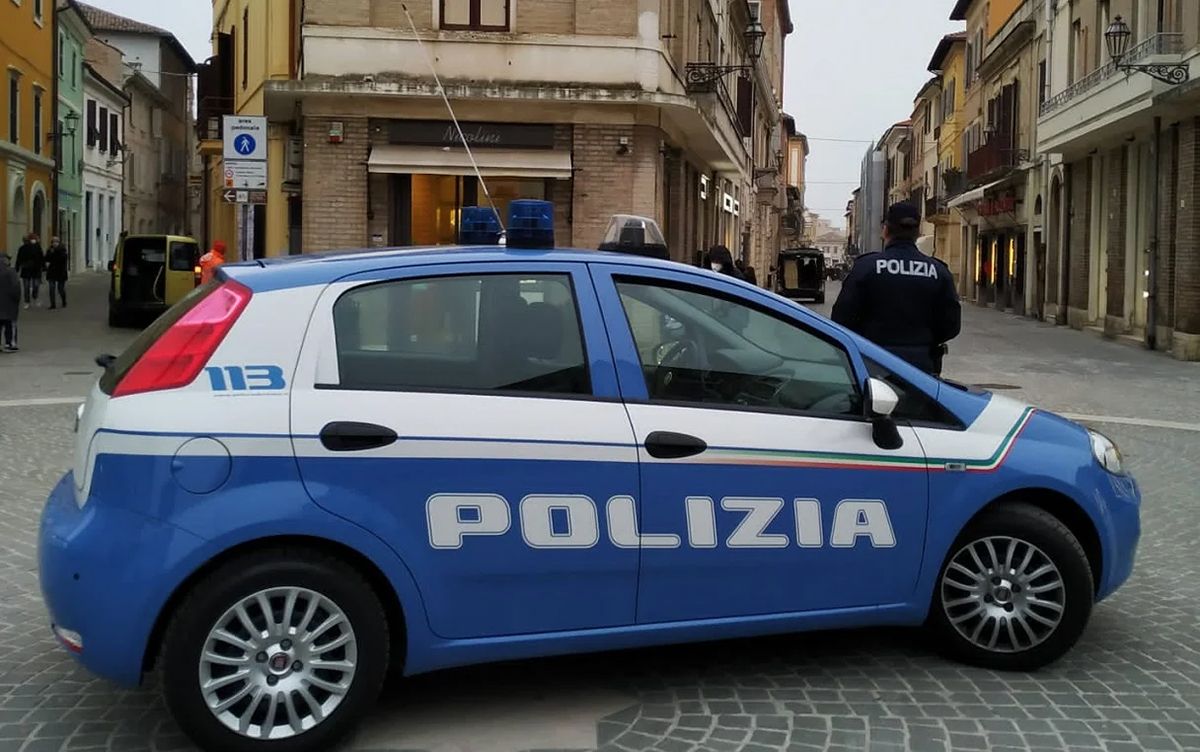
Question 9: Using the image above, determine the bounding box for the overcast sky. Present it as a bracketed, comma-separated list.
[87, 0, 963, 231]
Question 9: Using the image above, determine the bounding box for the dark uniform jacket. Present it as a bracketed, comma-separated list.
[45, 244, 70, 281]
[831, 240, 961, 373]
[14, 242, 44, 280]
[0, 260, 19, 320]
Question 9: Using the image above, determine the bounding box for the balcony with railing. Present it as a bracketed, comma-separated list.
[966, 136, 1026, 185]
[1038, 32, 1185, 153]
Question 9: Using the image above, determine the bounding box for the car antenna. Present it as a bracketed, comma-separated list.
[400, 3, 506, 235]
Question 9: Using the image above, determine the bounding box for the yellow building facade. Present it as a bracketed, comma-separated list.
[929, 33, 967, 289]
[1, 0, 55, 254]
[201, 0, 296, 259]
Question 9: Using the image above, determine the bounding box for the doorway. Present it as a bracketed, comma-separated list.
[7, 183, 26, 253]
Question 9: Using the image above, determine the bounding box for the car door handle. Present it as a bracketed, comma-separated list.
[319, 422, 398, 452]
[644, 431, 708, 460]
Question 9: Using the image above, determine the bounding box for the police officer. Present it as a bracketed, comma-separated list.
[831, 202, 961, 375]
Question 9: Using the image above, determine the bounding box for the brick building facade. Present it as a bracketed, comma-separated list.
[201, 0, 792, 270]
[1038, 0, 1200, 360]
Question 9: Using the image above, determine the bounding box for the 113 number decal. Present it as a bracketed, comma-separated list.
[204, 365, 287, 392]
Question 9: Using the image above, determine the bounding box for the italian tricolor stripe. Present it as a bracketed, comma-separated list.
[696, 407, 1036, 473]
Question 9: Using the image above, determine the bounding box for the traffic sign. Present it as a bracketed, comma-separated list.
[223, 116, 267, 161]
[222, 189, 267, 205]
[223, 160, 268, 190]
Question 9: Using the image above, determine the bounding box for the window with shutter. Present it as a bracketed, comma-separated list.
[109, 112, 119, 154]
[86, 100, 96, 147]
[98, 107, 108, 152]
[736, 75, 753, 138]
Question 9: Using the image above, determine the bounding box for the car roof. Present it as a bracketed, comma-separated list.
[221, 245, 706, 292]
[121, 234, 198, 242]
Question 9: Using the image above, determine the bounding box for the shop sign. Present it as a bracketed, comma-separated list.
[978, 193, 1017, 216]
[387, 120, 556, 149]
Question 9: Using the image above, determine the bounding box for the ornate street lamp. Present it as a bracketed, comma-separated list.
[684, 19, 768, 90]
[1105, 15, 1188, 84]
[744, 19, 766, 61]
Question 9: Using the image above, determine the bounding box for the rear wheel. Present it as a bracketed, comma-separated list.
[162, 549, 389, 752]
[929, 502, 1094, 671]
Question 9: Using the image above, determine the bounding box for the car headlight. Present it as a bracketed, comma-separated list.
[1089, 430, 1125, 475]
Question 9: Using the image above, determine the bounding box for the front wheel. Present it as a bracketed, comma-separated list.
[162, 549, 390, 752]
[928, 502, 1094, 671]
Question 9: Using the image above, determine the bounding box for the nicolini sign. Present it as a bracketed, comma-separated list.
[387, 120, 556, 149]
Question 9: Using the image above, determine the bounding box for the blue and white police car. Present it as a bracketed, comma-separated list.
[40, 201, 1140, 751]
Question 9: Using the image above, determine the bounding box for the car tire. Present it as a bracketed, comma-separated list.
[928, 502, 1094, 671]
[107, 305, 124, 328]
[161, 548, 390, 752]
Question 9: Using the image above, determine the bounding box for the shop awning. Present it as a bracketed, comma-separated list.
[945, 177, 1008, 209]
[367, 146, 573, 179]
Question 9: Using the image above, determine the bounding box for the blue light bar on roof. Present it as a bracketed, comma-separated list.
[458, 206, 502, 245]
[507, 200, 555, 249]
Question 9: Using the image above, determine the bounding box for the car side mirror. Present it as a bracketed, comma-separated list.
[867, 377, 903, 450]
[868, 377, 899, 417]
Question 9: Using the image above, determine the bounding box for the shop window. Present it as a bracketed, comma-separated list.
[441, 0, 509, 31]
[406, 175, 545, 247]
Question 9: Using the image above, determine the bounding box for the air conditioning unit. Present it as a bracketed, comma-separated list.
[284, 137, 303, 183]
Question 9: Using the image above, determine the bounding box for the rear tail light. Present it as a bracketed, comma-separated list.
[112, 281, 252, 398]
[194, 265, 202, 286]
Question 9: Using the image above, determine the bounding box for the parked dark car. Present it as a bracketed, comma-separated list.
[775, 248, 826, 303]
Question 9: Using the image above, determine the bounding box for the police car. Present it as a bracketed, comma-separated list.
[39, 201, 1140, 752]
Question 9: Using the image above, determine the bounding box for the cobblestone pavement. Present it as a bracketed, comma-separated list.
[1, 275, 1199, 752]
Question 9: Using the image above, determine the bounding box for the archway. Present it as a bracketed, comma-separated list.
[7, 177, 26, 255]
[31, 187, 46, 241]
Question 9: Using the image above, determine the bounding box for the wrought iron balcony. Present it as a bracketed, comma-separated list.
[1040, 32, 1183, 116]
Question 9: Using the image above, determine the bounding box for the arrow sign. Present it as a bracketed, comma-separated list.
[222, 190, 238, 203]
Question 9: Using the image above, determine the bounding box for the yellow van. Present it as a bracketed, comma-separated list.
[108, 234, 202, 326]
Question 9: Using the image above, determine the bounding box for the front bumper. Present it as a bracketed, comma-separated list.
[1095, 470, 1141, 601]
[38, 473, 205, 686]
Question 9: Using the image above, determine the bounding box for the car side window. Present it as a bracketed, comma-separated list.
[615, 278, 861, 416]
[332, 273, 591, 396]
[865, 358, 963, 427]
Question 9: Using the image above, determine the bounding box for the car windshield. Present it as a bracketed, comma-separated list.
[621, 282, 843, 365]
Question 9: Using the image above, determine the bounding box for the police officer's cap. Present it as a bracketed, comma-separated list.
[884, 202, 921, 229]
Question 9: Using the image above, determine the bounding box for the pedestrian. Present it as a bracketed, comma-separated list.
[708, 245, 745, 280]
[198, 240, 227, 285]
[744, 264, 759, 286]
[44, 235, 70, 309]
[14, 233, 44, 309]
[0, 253, 20, 352]
[831, 202, 961, 376]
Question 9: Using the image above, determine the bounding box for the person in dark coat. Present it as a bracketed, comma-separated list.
[14, 233, 44, 309]
[44, 236, 70, 309]
[0, 253, 20, 351]
[832, 202, 961, 375]
[707, 245, 745, 280]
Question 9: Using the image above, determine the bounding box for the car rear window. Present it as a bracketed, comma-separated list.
[169, 241, 200, 271]
[99, 281, 220, 395]
[330, 273, 591, 396]
[121, 237, 167, 267]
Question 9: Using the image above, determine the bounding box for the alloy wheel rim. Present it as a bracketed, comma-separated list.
[941, 535, 1066, 654]
[198, 586, 358, 740]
